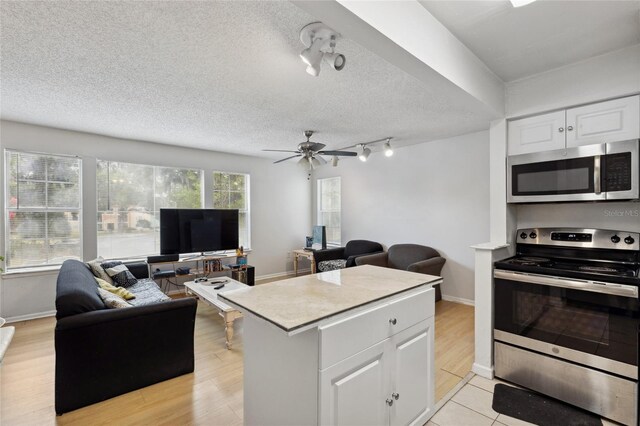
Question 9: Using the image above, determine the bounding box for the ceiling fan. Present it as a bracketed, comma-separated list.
[263, 130, 357, 169]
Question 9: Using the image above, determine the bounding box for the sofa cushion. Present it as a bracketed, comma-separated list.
[96, 277, 136, 300]
[86, 256, 114, 285]
[318, 259, 347, 272]
[56, 259, 107, 319]
[127, 279, 171, 306]
[101, 261, 138, 288]
[97, 287, 133, 309]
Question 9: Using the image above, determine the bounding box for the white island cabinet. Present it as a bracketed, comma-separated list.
[219, 265, 440, 426]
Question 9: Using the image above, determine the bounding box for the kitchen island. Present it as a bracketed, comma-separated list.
[219, 264, 442, 426]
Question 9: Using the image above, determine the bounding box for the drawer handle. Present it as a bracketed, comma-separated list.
[389, 318, 397, 325]
[386, 398, 394, 406]
[392, 392, 400, 400]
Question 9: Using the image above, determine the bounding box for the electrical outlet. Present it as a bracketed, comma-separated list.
[286, 252, 292, 260]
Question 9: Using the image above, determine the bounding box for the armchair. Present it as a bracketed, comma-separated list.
[313, 240, 383, 272]
[355, 244, 446, 301]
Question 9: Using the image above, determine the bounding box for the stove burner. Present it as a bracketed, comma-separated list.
[510, 256, 550, 266]
[578, 265, 618, 273]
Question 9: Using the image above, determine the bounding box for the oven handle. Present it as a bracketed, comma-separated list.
[494, 270, 638, 298]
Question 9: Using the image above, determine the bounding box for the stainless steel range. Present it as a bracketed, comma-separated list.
[494, 228, 640, 425]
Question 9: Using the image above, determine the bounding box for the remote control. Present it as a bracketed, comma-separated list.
[214, 283, 225, 290]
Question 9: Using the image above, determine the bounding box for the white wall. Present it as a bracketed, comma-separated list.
[506, 44, 640, 118]
[314, 130, 490, 303]
[0, 120, 311, 320]
[517, 202, 640, 232]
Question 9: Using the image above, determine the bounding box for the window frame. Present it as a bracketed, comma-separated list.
[96, 159, 204, 259]
[317, 176, 341, 246]
[4, 149, 84, 270]
[212, 171, 251, 249]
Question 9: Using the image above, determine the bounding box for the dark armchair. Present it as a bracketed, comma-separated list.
[314, 239, 384, 272]
[355, 244, 446, 301]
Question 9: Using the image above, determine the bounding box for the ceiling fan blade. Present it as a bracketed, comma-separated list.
[318, 150, 358, 157]
[273, 154, 302, 164]
[308, 142, 326, 152]
[263, 149, 300, 153]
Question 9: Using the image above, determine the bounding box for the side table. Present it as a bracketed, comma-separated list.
[293, 249, 316, 276]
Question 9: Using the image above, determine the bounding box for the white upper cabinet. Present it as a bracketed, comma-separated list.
[566, 96, 640, 148]
[507, 110, 566, 155]
[508, 95, 640, 156]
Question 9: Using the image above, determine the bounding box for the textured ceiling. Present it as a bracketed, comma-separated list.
[420, 0, 640, 82]
[0, 1, 495, 159]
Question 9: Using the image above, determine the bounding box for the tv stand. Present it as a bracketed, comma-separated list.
[148, 252, 254, 291]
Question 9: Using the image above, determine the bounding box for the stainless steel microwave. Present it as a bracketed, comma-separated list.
[507, 139, 639, 203]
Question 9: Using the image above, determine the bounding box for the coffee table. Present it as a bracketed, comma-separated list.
[184, 278, 248, 349]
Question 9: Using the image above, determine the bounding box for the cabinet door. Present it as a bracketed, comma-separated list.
[507, 110, 566, 155]
[566, 96, 640, 148]
[319, 340, 390, 426]
[389, 319, 434, 426]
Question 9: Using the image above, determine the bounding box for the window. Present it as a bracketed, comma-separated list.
[97, 161, 203, 259]
[213, 172, 250, 249]
[4, 150, 82, 269]
[317, 177, 341, 245]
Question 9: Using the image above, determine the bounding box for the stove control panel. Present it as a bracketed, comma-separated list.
[517, 228, 640, 251]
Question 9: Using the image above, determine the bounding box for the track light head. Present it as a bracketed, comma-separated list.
[323, 53, 346, 71]
[383, 139, 393, 157]
[358, 145, 371, 162]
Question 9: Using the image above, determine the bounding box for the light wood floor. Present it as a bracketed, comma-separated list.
[0, 299, 473, 425]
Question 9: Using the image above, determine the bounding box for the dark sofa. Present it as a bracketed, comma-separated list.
[55, 259, 197, 414]
[313, 239, 384, 272]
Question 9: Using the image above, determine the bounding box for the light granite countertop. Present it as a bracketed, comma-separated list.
[218, 264, 442, 333]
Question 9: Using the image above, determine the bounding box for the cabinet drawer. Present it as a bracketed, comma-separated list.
[319, 287, 434, 370]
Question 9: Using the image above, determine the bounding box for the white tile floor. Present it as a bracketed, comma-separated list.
[428, 375, 621, 426]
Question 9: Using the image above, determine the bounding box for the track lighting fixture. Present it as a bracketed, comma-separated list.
[383, 139, 394, 157]
[358, 145, 371, 162]
[299, 22, 346, 77]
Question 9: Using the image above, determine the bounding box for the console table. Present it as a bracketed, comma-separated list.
[293, 249, 316, 276]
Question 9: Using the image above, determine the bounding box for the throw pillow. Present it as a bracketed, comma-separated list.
[95, 277, 136, 300]
[97, 287, 132, 309]
[87, 256, 114, 285]
[100, 261, 138, 288]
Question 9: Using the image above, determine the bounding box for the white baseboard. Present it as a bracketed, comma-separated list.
[472, 362, 494, 379]
[5, 310, 56, 324]
[441, 294, 475, 306]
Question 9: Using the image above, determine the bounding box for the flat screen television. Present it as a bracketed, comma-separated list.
[160, 209, 239, 255]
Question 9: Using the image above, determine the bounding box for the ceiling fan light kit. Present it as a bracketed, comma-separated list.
[299, 22, 346, 77]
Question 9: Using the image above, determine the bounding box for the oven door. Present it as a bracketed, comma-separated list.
[494, 270, 639, 379]
[507, 144, 606, 203]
